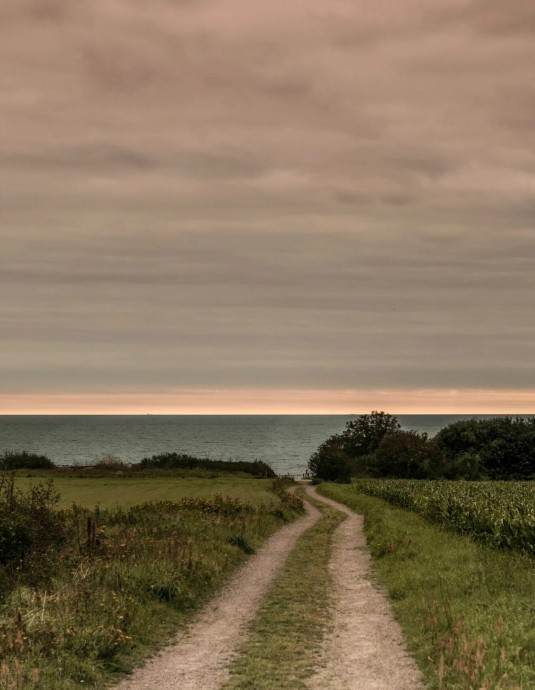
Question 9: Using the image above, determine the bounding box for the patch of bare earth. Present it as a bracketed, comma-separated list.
[114, 500, 320, 690]
[306, 485, 423, 690]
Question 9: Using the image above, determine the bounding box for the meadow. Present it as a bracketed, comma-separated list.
[11, 471, 276, 508]
[319, 482, 535, 690]
[0, 472, 303, 690]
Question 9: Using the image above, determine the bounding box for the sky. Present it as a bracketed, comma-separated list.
[1, 0, 535, 414]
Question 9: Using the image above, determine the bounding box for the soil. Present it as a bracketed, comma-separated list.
[114, 500, 320, 690]
[305, 485, 423, 690]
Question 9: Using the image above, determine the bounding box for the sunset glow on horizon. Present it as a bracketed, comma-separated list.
[3, 389, 535, 416]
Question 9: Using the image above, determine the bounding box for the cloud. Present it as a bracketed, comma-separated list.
[1, 1, 535, 408]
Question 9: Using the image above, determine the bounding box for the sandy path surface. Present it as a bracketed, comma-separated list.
[305, 485, 423, 690]
[114, 499, 320, 690]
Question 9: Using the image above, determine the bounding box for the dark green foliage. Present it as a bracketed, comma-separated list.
[340, 411, 401, 457]
[0, 474, 67, 577]
[308, 438, 352, 482]
[375, 430, 444, 478]
[308, 411, 400, 482]
[436, 417, 535, 479]
[310, 413, 535, 481]
[139, 452, 275, 477]
[0, 451, 55, 470]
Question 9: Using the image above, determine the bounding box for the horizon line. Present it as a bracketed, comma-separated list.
[2, 388, 535, 415]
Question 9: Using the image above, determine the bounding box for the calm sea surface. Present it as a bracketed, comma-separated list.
[0, 415, 532, 476]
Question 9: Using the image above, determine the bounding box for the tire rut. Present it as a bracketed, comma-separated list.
[114, 499, 320, 690]
[305, 485, 423, 690]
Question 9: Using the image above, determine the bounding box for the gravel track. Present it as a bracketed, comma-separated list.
[115, 485, 423, 690]
[114, 499, 320, 690]
[305, 485, 423, 690]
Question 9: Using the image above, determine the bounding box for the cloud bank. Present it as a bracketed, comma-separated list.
[1, 0, 534, 411]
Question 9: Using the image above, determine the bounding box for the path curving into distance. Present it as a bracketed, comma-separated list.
[115, 486, 423, 690]
[114, 499, 321, 690]
[305, 485, 423, 690]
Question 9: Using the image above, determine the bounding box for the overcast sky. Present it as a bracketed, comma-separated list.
[2, 0, 535, 413]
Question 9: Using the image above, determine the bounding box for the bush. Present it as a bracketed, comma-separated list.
[0, 474, 67, 581]
[0, 451, 55, 470]
[92, 455, 129, 471]
[139, 453, 275, 477]
[435, 417, 535, 480]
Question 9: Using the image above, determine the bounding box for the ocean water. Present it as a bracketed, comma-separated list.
[0, 414, 532, 476]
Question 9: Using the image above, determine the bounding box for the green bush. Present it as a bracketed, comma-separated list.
[435, 417, 535, 479]
[0, 451, 55, 470]
[139, 453, 275, 477]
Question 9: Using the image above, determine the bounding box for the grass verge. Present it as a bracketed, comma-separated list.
[222, 492, 345, 690]
[318, 483, 535, 690]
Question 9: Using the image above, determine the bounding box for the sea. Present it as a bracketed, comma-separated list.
[1, 414, 533, 476]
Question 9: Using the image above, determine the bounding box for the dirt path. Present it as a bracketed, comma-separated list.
[305, 485, 423, 690]
[114, 500, 320, 690]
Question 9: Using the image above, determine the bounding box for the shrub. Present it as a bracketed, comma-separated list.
[92, 454, 129, 470]
[0, 451, 55, 470]
[139, 453, 275, 477]
[0, 474, 67, 581]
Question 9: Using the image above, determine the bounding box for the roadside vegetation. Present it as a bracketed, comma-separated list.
[224, 494, 345, 690]
[0, 473, 302, 690]
[318, 483, 535, 690]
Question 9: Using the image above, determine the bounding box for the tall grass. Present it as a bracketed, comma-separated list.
[0, 475, 302, 689]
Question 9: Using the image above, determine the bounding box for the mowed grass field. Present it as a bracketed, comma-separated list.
[12, 472, 275, 508]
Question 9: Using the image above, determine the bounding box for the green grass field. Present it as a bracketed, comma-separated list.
[12, 473, 275, 508]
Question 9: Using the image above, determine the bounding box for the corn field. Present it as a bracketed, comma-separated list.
[354, 479, 535, 555]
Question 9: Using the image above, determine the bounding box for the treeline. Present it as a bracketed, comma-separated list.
[0, 450, 275, 478]
[309, 412, 535, 482]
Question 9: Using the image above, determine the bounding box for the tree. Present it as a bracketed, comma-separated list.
[435, 417, 535, 480]
[374, 430, 443, 478]
[339, 411, 401, 457]
[308, 436, 352, 483]
[307, 411, 400, 481]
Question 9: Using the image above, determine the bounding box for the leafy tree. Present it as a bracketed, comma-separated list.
[308, 411, 400, 481]
[374, 430, 443, 478]
[308, 437, 352, 483]
[435, 417, 535, 479]
[339, 411, 401, 457]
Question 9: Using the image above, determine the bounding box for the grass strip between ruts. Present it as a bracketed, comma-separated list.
[222, 493, 345, 690]
[318, 483, 535, 690]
